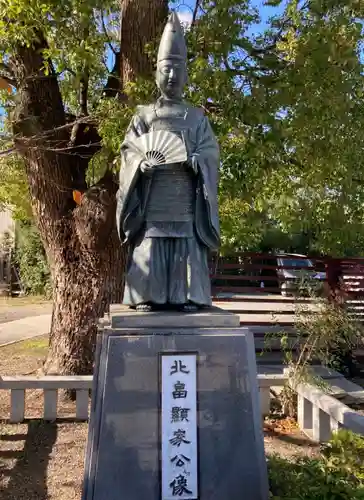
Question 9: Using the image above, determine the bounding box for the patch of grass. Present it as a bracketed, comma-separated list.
[269, 455, 364, 499]
[0, 335, 48, 376]
[0, 336, 87, 422]
[1, 335, 48, 356]
[14, 336, 49, 353]
[269, 430, 364, 499]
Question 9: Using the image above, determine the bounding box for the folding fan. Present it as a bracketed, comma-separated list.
[132, 130, 187, 166]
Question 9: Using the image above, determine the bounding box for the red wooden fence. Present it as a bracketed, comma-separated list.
[209, 253, 364, 358]
[209, 253, 364, 300]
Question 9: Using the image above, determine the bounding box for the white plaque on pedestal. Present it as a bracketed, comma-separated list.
[160, 353, 198, 500]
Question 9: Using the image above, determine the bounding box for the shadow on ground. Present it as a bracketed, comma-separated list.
[0, 420, 57, 500]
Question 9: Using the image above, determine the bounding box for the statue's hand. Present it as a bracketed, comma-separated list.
[186, 154, 199, 175]
[140, 160, 155, 175]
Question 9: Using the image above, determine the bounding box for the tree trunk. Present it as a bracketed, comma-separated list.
[9, 0, 168, 375]
[43, 173, 124, 375]
[120, 0, 168, 83]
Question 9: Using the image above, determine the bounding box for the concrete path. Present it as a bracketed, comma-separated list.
[0, 314, 52, 346]
[0, 298, 295, 347]
[0, 301, 52, 324]
[0, 295, 307, 347]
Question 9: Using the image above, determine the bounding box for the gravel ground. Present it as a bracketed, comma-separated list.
[0, 419, 320, 500]
[0, 421, 87, 500]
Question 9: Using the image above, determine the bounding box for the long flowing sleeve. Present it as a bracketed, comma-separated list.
[193, 115, 220, 250]
[116, 113, 150, 243]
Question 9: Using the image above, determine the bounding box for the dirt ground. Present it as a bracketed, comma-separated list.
[0, 297, 52, 324]
[0, 338, 320, 500]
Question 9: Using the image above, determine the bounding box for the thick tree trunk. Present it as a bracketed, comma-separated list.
[120, 0, 168, 82]
[43, 173, 125, 375]
[8, 0, 168, 375]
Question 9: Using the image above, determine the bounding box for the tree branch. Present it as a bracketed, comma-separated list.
[191, 0, 200, 27]
[0, 62, 16, 87]
[0, 146, 15, 156]
[56, 67, 77, 78]
[0, 73, 16, 87]
[0, 62, 14, 77]
[12, 116, 97, 143]
[101, 12, 117, 55]
[79, 72, 89, 116]
[35, 141, 102, 154]
[102, 51, 121, 98]
[223, 56, 247, 76]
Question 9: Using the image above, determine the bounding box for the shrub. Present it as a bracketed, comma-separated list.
[265, 277, 362, 416]
[322, 429, 364, 481]
[268, 430, 364, 499]
[15, 222, 51, 297]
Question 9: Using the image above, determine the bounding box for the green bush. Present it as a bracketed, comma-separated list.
[322, 429, 364, 481]
[268, 430, 364, 499]
[266, 278, 363, 399]
[15, 222, 51, 297]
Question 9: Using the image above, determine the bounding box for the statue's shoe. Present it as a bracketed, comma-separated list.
[136, 303, 153, 312]
[180, 302, 199, 313]
[135, 303, 201, 312]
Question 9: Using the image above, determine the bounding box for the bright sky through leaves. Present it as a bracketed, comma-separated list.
[174, 0, 286, 31]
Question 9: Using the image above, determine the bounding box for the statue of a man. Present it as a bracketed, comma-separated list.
[116, 12, 220, 312]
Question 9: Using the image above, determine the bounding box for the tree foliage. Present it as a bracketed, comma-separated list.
[0, 155, 31, 221]
[203, 0, 364, 255]
[1, 0, 364, 258]
[0, 0, 169, 375]
[257, 0, 364, 255]
[15, 221, 52, 297]
[97, 0, 364, 255]
[0, 0, 362, 302]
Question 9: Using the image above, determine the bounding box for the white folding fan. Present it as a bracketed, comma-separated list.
[132, 130, 187, 166]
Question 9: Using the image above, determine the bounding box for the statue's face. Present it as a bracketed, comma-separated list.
[156, 58, 187, 99]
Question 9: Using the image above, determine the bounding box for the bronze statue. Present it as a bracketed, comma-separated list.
[116, 12, 220, 312]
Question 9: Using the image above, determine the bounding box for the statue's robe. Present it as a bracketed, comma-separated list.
[116, 100, 220, 306]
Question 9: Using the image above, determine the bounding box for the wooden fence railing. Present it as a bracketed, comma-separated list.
[209, 253, 364, 301]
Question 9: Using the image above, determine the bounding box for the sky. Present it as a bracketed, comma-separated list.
[175, 0, 286, 34]
[104, 1, 287, 73]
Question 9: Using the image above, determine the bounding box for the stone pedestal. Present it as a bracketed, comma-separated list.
[82, 306, 269, 500]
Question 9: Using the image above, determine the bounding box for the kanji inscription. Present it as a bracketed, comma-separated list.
[161, 354, 198, 499]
